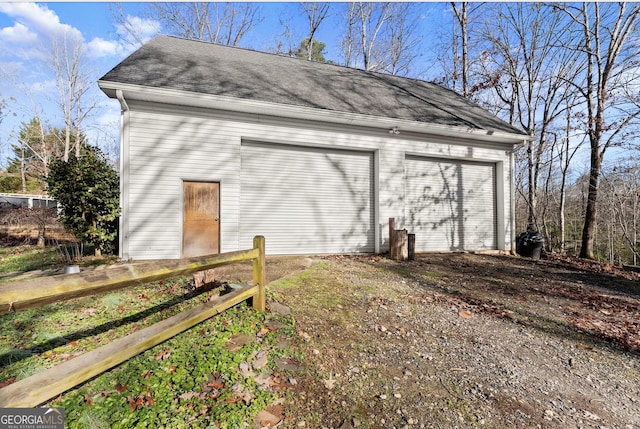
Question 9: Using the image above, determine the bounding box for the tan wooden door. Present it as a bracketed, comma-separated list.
[182, 181, 220, 258]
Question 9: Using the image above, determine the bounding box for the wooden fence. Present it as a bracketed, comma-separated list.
[0, 236, 266, 408]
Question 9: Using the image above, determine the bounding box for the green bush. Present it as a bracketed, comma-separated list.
[47, 146, 119, 255]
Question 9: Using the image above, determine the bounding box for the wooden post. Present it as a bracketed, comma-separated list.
[252, 235, 266, 311]
[389, 217, 396, 259]
[392, 229, 408, 261]
[408, 233, 415, 260]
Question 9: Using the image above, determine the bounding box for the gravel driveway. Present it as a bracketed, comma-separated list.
[267, 253, 640, 428]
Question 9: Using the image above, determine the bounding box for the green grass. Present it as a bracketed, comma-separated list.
[100, 293, 124, 311]
[0, 245, 62, 276]
[0, 246, 300, 428]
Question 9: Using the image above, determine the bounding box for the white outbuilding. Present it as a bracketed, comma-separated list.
[99, 35, 528, 260]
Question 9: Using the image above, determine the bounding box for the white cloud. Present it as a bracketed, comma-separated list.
[86, 15, 159, 59]
[0, 3, 85, 65]
[116, 15, 160, 47]
[0, 22, 37, 43]
[0, 3, 82, 44]
[86, 37, 119, 58]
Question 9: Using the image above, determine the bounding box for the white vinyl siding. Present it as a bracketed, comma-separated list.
[119, 100, 515, 260]
[239, 142, 375, 254]
[405, 156, 497, 251]
[124, 103, 241, 259]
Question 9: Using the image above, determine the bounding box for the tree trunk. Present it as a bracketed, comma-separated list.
[559, 168, 567, 254]
[579, 149, 602, 259]
[20, 143, 27, 193]
[527, 140, 536, 226]
[451, 2, 469, 97]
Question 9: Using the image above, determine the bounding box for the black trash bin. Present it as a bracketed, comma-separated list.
[516, 229, 544, 259]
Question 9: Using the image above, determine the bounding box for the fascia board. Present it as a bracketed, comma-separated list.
[98, 81, 531, 145]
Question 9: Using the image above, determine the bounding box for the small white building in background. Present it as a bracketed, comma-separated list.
[99, 35, 529, 261]
[0, 193, 57, 210]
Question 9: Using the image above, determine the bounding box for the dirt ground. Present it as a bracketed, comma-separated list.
[261, 252, 640, 429]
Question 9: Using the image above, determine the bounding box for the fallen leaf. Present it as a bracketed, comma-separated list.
[178, 391, 200, 401]
[231, 382, 253, 405]
[252, 351, 269, 370]
[255, 373, 272, 390]
[255, 409, 281, 428]
[116, 383, 127, 393]
[298, 330, 311, 341]
[239, 362, 255, 377]
[127, 387, 155, 411]
[155, 348, 171, 360]
[322, 374, 337, 390]
[205, 372, 225, 390]
[225, 333, 253, 352]
[274, 357, 303, 371]
[141, 371, 153, 379]
[458, 309, 473, 319]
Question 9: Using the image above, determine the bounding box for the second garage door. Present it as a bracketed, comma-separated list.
[405, 156, 497, 252]
[240, 142, 375, 254]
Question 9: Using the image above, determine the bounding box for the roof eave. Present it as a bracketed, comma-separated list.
[99, 81, 531, 145]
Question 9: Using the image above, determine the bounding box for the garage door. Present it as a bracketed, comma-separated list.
[240, 142, 375, 254]
[405, 156, 496, 251]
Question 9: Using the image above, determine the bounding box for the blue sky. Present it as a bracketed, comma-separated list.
[0, 2, 446, 170]
[0, 2, 152, 167]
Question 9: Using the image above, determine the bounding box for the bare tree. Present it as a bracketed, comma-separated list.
[300, 3, 331, 61]
[384, 3, 421, 76]
[553, 105, 586, 254]
[450, 2, 470, 97]
[339, 2, 420, 75]
[555, 2, 640, 259]
[478, 3, 581, 234]
[12, 118, 62, 190]
[358, 2, 393, 71]
[109, 3, 153, 49]
[601, 165, 640, 264]
[49, 31, 95, 161]
[436, 3, 485, 96]
[146, 2, 263, 46]
[341, 3, 358, 68]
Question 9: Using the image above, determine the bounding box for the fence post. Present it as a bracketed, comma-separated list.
[408, 233, 415, 261]
[392, 229, 408, 261]
[389, 217, 396, 258]
[252, 236, 266, 311]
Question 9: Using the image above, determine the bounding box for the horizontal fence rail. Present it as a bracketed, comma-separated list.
[0, 244, 263, 315]
[0, 236, 266, 408]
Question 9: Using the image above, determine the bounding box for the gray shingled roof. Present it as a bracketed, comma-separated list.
[100, 35, 525, 136]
